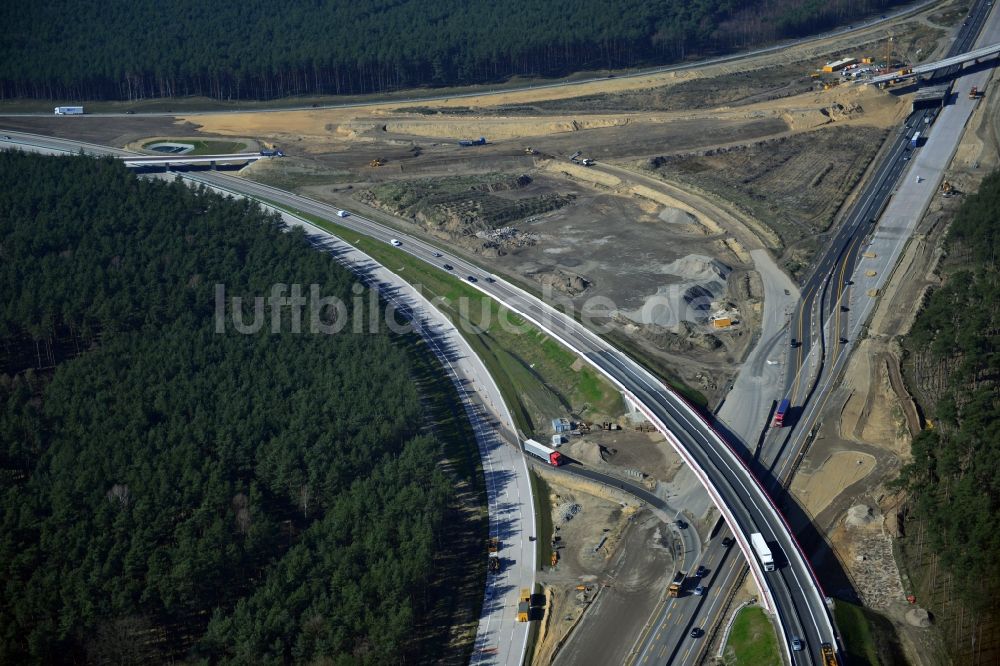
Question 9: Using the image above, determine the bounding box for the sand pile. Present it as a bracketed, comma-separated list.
[846, 503, 877, 528]
[620, 254, 731, 328]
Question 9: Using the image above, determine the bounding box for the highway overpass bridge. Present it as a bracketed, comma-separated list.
[120, 153, 272, 169]
[869, 40, 1000, 85]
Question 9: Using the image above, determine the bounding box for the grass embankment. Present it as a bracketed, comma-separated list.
[529, 471, 555, 570]
[271, 203, 625, 436]
[723, 606, 781, 666]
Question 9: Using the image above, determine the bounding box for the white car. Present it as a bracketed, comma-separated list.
[390, 239, 402, 247]
[337, 210, 349, 218]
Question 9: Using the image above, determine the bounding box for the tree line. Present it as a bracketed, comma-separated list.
[896, 170, 1000, 646]
[0, 0, 905, 101]
[0, 152, 463, 663]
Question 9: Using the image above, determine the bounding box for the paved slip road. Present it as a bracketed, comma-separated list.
[766, 0, 999, 488]
[0, 133, 536, 666]
[2, 132, 835, 665]
[774, 0, 1000, 489]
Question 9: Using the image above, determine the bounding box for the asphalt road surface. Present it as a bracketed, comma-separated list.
[769, 0, 998, 484]
[2, 133, 836, 664]
[773, 0, 1000, 489]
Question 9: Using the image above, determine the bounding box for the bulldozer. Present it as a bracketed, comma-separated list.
[368, 158, 385, 167]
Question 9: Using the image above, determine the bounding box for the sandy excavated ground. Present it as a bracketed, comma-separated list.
[792, 450, 878, 519]
[561, 428, 681, 487]
[182, 82, 903, 148]
[788, 56, 1000, 666]
[528, 470, 666, 666]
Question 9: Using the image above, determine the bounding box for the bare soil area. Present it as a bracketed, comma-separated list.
[527, 470, 669, 666]
[561, 427, 681, 486]
[642, 121, 892, 267]
[789, 57, 1000, 666]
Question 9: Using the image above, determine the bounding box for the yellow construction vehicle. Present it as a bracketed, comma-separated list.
[525, 146, 537, 155]
[668, 571, 684, 597]
[821, 643, 838, 666]
[550, 551, 558, 566]
[368, 158, 385, 167]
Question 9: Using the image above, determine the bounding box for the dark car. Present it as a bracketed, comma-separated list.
[485, 276, 495, 283]
[125, 110, 135, 114]
[690, 627, 703, 638]
[467, 275, 478, 283]
[695, 565, 708, 577]
[443, 264, 453, 271]
[675, 519, 687, 529]
[722, 537, 735, 547]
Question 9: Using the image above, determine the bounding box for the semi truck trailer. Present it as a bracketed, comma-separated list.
[54, 106, 84, 115]
[523, 439, 564, 466]
[750, 532, 775, 571]
[773, 398, 790, 428]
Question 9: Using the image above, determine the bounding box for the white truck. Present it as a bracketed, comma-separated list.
[54, 106, 84, 115]
[523, 439, 564, 466]
[750, 532, 775, 571]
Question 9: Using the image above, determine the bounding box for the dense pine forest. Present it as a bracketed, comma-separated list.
[0, 0, 903, 101]
[0, 152, 468, 663]
[897, 170, 1000, 660]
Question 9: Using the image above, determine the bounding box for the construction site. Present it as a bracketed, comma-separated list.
[2, 0, 996, 663]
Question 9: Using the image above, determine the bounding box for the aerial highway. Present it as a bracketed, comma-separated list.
[1, 128, 839, 664]
[197, 176, 840, 665]
[773, 0, 1000, 490]
[774, 0, 998, 482]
